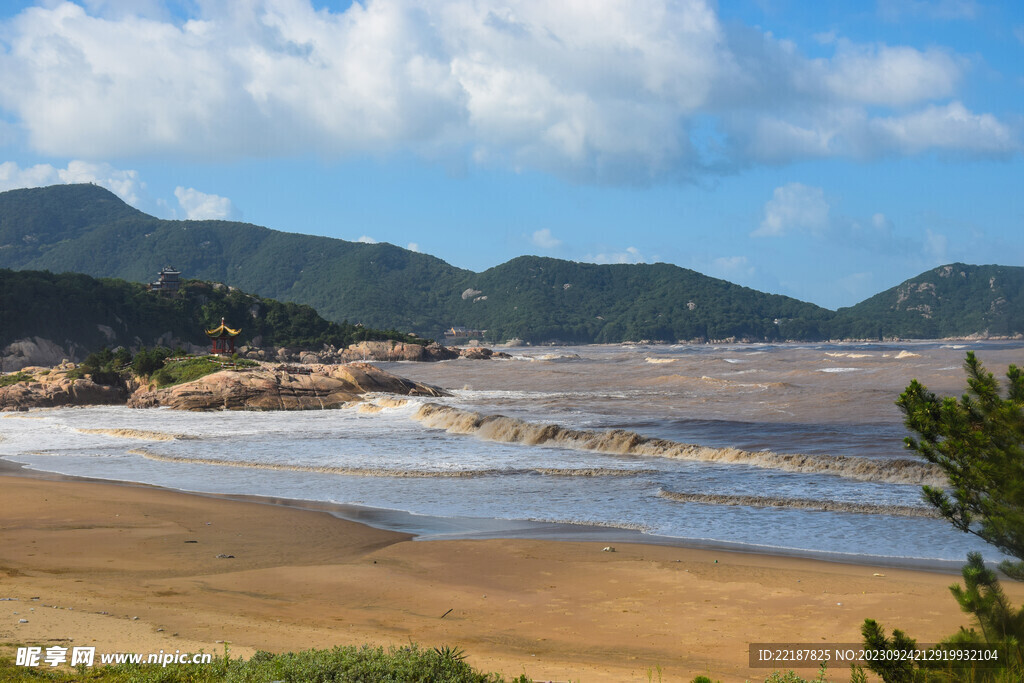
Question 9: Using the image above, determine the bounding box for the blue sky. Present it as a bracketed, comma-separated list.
[0, 0, 1021, 309]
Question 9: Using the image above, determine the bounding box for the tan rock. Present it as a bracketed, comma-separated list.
[340, 341, 459, 362]
[0, 368, 125, 411]
[1, 337, 77, 371]
[455, 346, 512, 360]
[126, 362, 446, 411]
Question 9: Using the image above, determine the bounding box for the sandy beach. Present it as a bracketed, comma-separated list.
[2, 470, 1019, 681]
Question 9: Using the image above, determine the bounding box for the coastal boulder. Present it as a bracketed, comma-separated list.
[456, 347, 512, 360]
[340, 341, 459, 362]
[127, 362, 446, 411]
[0, 366, 125, 411]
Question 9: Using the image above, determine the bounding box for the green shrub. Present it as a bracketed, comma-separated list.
[0, 371, 33, 387]
[0, 644, 531, 682]
[150, 357, 224, 388]
[131, 346, 172, 377]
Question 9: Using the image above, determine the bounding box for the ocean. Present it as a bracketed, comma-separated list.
[2, 341, 1020, 567]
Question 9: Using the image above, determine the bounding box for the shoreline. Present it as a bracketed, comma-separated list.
[0, 456, 968, 575]
[4, 467, 1021, 681]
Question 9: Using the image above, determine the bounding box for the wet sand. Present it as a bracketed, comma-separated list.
[2, 472, 1020, 681]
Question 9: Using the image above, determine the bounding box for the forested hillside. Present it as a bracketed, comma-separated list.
[831, 264, 1024, 339]
[1, 269, 424, 354]
[2, 184, 1021, 342]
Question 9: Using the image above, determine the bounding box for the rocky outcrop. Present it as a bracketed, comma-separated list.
[456, 346, 512, 360]
[1, 337, 80, 371]
[1, 362, 446, 412]
[126, 362, 446, 411]
[234, 340, 510, 364]
[236, 341, 459, 364]
[339, 341, 460, 362]
[0, 364, 126, 411]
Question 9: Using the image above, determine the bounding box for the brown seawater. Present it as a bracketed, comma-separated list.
[2, 340, 1020, 565]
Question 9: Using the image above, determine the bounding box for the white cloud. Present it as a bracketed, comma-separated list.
[356, 235, 378, 244]
[587, 246, 645, 264]
[81, 0, 171, 20]
[0, 1, 1014, 182]
[0, 159, 143, 204]
[869, 101, 1015, 156]
[754, 183, 830, 237]
[174, 186, 234, 220]
[825, 42, 962, 107]
[531, 228, 562, 250]
[407, 242, 420, 252]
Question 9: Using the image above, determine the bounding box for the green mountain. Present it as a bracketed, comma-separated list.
[1, 184, 1021, 342]
[831, 264, 1024, 339]
[0, 268, 424, 356]
[454, 257, 832, 343]
[0, 184, 469, 334]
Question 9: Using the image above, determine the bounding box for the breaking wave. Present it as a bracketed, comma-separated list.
[126, 449, 647, 479]
[411, 403, 944, 486]
[76, 428, 186, 441]
[373, 397, 410, 408]
[658, 490, 940, 518]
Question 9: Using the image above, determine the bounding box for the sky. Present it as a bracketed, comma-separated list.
[0, 0, 1021, 310]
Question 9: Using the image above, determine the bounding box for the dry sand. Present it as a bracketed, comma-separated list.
[2, 472, 1020, 682]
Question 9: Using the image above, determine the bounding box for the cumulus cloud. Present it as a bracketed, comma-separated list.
[0, 1, 1014, 182]
[868, 102, 1015, 156]
[753, 183, 830, 237]
[531, 228, 562, 250]
[0, 159, 142, 204]
[824, 42, 962, 107]
[174, 186, 234, 220]
[356, 235, 378, 244]
[407, 242, 420, 252]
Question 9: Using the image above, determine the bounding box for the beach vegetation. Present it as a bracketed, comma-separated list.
[68, 348, 131, 385]
[130, 346, 173, 377]
[760, 664, 834, 682]
[151, 355, 258, 388]
[898, 351, 1024, 581]
[859, 353, 1024, 681]
[0, 371, 32, 387]
[0, 644, 531, 682]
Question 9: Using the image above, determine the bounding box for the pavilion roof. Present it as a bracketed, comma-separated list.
[205, 319, 241, 337]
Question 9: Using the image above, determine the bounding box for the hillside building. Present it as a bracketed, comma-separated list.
[149, 266, 181, 295]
